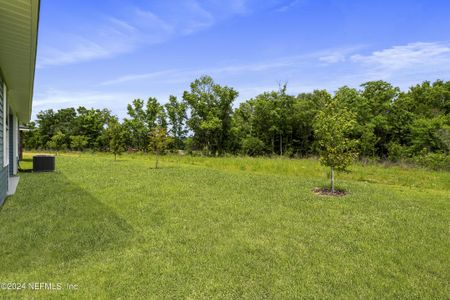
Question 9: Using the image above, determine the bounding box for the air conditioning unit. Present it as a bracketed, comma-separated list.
[33, 155, 55, 172]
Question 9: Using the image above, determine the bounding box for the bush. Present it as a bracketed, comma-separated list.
[241, 137, 265, 156]
[184, 137, 195, 155]
[411, 152, 450, 171]
[387, 142, 409, 162]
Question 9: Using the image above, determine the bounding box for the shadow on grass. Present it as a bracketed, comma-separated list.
[0, 171, 134, 274]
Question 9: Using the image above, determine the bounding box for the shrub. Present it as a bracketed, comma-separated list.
[242, 136, 265, 156]
[387, 142, 409, 162]
[411, 152, 450, 171]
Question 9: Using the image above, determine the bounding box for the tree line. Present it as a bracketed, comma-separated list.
[23, 76, 450, 169]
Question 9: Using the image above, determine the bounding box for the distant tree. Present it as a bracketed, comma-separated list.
[123, 98, 166, 151]
[293, 90, 330, 155]
[148, 127, 171, 169]
[22, 121, 40, 149]
[243, 87, 297, 156]
[73, 107, 112, 150]
[53, 107, 77, 147]
[183, 75, 238, 155]
[36, 109, 57, 148]
[123, 99, 148, 151]
[314, 99, 358, 193]
[146, 97, 167, 129]
[23, 78, 450, 167]
[46, 130, 66, 155]
[410, 116, 450, 154]
[165, 95, 187, 149]
[107, 118, 125, 160]
[70, 135, 89, 154]
[34, 107, 111, 150]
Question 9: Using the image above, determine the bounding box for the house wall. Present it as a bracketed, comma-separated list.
[0, 74, 7, 205]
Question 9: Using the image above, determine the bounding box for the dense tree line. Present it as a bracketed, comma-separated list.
[22, 76, 450, 169]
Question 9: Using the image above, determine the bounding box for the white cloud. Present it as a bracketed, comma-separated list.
[37, 18, 139, 68]
[32, 89, 137, 118]
[99, 57, 302, 86]
[99, 46, 366, 86]
[319, 54, 346, 64]
[275, 0, 302, 12]
[345, 41, 450, 85]
[100, 69, 181, 86]
[35, 41, 450, 120]
[37, 37, 131, 68]
[37, 1, 259, 68]
[351, 42, 450, 69]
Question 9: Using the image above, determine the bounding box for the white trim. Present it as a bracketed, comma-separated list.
[13, 114, 18, 175]
[3, 83, 7, 168]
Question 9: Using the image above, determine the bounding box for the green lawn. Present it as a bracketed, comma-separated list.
[0, 153, 449, 299]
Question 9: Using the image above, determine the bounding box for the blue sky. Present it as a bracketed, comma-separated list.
[33, 0, 450, 119]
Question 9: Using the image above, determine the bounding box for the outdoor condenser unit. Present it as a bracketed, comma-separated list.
[33, 155, 55, 172]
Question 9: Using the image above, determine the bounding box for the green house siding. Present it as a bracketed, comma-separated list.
[0, 74, 6, 205]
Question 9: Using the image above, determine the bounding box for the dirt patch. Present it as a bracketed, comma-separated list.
[313, 187, 347, 196]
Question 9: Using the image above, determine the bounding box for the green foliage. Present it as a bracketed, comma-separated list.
[410, 116, 450, 154]
[70, 135, 89, 152]
[411, 152, 450, 171]
[23, 78, 449, 169]
[241, 136, 265, 156]
[183, 75, 238, 156]
[314, 98, 358, 191]
[73, 107, 112, 150]
[314, 99, 358, 171]
[122, 98, 167, 151]
[21, 122, 40, 150]
[107, 118, 125, 160]
[165, 95, 187, 149]
[148, 126, 171, 168]
[27, 107, 111, 151]
[46, 130, 66, 154]
[387, 142, 409, 162]
[123, 99, 148, 151]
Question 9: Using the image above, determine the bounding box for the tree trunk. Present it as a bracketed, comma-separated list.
[114, 153, 117, 161]
[330, 166, 335, 193]
[271, 136, 275, 154]
[279, 134, 283, 156]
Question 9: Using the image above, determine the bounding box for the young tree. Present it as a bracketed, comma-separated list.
[47, 130, 66, 155]
[107, 118, 125, 160]
[70, 135, 89, 154]
[314, 99, 358, 193]
[148, 126, 171, 169]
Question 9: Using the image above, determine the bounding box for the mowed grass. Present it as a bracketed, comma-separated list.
[0, 152, 449, 299]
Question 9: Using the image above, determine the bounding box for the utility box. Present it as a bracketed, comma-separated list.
[33, 155, 55, 172]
